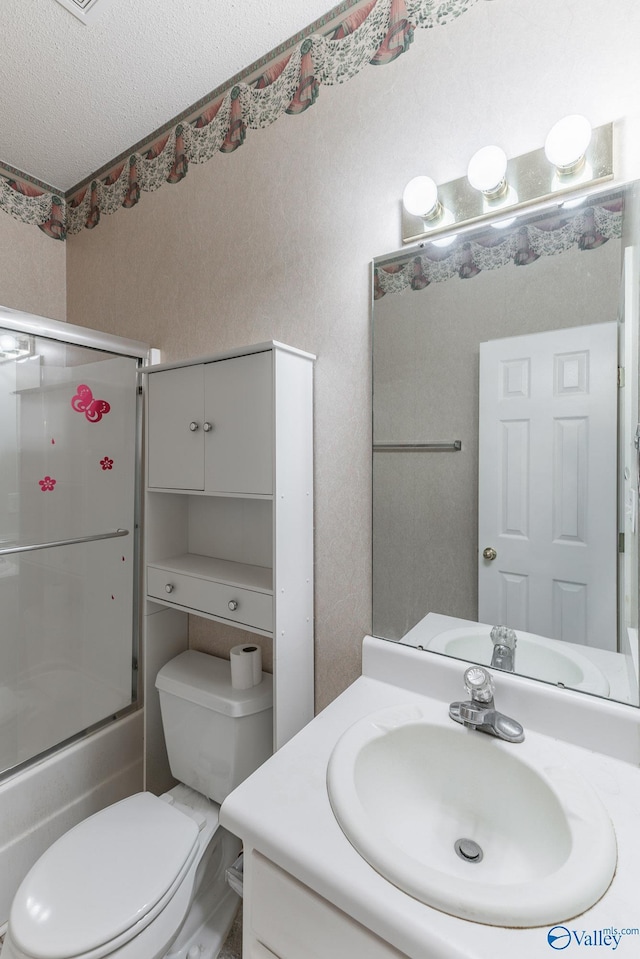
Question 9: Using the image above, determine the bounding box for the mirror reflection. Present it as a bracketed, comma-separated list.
[372, 181, 640, 705]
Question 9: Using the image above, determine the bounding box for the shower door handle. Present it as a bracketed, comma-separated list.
[0, 528, 130, 556]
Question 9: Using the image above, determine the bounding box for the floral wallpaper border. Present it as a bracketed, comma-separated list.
[0, 0, 481, 240]
[374, 199, 624, 298]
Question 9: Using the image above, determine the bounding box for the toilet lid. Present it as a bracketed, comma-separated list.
[10, 792, 199, 959]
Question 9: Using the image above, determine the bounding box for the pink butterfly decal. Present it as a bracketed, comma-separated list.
[71, 384, 111, 423]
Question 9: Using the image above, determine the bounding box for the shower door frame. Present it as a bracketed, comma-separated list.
[0, 303, 150, 781]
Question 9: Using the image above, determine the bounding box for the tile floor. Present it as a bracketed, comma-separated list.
[220, 905, 243, 958]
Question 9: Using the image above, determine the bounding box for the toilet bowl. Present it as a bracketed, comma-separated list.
[1, 652, 273, 959]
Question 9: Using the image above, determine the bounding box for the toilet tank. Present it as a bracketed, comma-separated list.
[155, 650, 273, 804]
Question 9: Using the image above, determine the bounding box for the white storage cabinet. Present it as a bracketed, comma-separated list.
[143, 342, 314, 792]
[147, 350, 273, 494]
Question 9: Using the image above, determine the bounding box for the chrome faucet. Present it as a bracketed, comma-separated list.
[490, 625, 517, 672]
[449, 666, 524, 743]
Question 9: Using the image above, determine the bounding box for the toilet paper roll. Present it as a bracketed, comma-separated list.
[230, 643, 263, 689]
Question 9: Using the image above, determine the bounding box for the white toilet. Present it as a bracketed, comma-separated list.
[1, 650, 273, 959]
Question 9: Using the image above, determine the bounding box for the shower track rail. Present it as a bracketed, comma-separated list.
[0, 528, 129, 556]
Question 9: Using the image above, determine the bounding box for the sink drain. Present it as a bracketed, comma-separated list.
[454, 838, 483, 863]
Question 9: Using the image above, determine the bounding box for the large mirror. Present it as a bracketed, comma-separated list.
[372, 180, 640, 706]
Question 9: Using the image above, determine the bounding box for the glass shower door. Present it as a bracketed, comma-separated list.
[0, 330, 140, 776]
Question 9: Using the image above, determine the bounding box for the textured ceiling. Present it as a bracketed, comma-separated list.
[0, 0, 341, 192]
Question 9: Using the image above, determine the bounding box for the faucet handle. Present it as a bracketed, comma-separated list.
[463, 666, 494, 703]
[490, 625, 517, 649]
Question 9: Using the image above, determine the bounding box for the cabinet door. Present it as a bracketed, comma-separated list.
[148, 365, 205, 490]
[204, 352, 273, 494]
[251, 854, 409, 959]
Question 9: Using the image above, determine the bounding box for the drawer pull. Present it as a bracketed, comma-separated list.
[189, 421, 199, 432]
[228, 599, 239, 611]
[203, 421, 213, 432]
[165, 583, 174, 594]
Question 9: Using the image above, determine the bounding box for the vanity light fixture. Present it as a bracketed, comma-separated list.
[401, 119, 613, 245]
[402, 176, 442, 220]
[467, 145, 508, 199]
[490, 215, 517, 230]
[431, 230, 458, 247]
[544, 115, 592, 176]
[560, 195, 587, 210]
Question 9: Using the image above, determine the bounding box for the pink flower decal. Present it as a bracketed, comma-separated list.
[100, 456, 114, 471]
[39, 476, 56, 491]
[71, 384, 111, 423]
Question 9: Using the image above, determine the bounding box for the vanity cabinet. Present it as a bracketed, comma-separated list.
[246, 852, 409, 959]
[142, 342, 314, 792]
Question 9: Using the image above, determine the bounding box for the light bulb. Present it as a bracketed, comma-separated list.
[467, 145, 508, 198]
[431, 232, 457, 248]
[560, 194, 587, 210]
[402, 176, 441, 220]
[545, 115, 592, 175]
[490, 215, 517, 230]
[0, 334, 18, 352]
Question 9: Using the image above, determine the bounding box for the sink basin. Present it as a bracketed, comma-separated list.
[427, 626, 610, 696]
[327, 705, 617, 927]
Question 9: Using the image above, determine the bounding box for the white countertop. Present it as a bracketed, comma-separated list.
[220, 637, 640, 959]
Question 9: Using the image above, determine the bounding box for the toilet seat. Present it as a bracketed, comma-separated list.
[10, 793, 200, 959]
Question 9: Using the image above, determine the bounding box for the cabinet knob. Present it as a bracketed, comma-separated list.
[228, 599, 239, 611]
[165, 583, 174, 593]
[203, 422, 213, 433]
[189, 421, 199, 432]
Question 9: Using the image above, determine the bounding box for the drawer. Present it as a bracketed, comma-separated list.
[147, 565, 273, 631]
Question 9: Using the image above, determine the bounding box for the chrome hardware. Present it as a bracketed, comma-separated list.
[482, 546, 497, 561]
[189, 421, 199, 431]
[203, 422, 213, 432]
[464, 665, 494, 704]
[373, 441, 461, 453]
[455, 838, 483, 863]
[228, 600, 239, 611]
[0, 528, 129, 557]
[449, 665, 524, 743]
[490, 625, 517, 672]
[165, 584, 174, 594]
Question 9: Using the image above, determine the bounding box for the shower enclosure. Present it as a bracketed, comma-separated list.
[0, 307, 147, 779]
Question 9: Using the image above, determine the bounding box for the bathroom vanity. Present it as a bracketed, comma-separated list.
[220, 637, 640, 959]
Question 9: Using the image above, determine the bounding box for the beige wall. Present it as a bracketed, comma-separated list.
[63, 0, 640, 708]
[0, 213, 66, 321]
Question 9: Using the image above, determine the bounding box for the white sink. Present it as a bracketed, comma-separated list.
[327, 705, 617, 927]
[427, 625, 610, 696]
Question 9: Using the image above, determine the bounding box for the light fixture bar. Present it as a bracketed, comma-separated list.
[402, 122, 613, 245]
